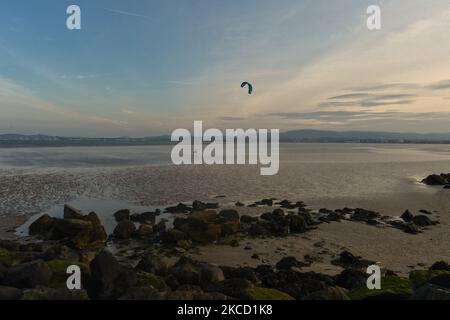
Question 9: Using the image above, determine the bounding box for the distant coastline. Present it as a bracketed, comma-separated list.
[2, 130, 450, 147]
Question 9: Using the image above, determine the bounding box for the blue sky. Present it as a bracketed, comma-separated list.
[1, 0, 450, 136]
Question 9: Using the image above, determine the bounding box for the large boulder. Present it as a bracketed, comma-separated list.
[170, 257, 202, 286]
[51, 216, 107, 249]
[174, 213, 222, 244]
[135, 255, 169, 276]
[64, 205, 84, 220]
[29, 214, 56, 237]
[87, 250, 137, 300]
[30, 211, 107, 250]
[4, 260, 53, 288]
[113, 221, 136, 240]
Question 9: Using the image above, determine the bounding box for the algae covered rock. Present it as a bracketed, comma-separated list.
[244, 287, 294, 300]
[349, 275, 412, 300]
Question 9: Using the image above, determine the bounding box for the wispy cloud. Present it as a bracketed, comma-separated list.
[217, 116, 245, 121]
[58, 74, 99, 80]
[105, 8, 152, 21]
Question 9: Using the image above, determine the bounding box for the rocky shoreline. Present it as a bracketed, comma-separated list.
[0, 194, 448, 300]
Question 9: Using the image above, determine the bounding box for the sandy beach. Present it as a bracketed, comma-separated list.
[1, 143, 450, 277]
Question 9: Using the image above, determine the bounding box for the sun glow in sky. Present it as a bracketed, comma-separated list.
[2, 0, 450, 137]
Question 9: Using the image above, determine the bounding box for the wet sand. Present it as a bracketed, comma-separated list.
[1, 143, 450, 274]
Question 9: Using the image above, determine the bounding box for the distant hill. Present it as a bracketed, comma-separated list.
[0, 134, 171, 147]
[279, 130, 450, 142]
[1, 130, 450, 147]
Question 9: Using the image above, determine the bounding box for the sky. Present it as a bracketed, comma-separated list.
[1, 0, 450, 137]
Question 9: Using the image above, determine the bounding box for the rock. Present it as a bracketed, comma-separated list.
[351, 208, 380, 222]
[154, 221, 166, 234]
[51, 217, 107, 249]
[134, 225, 154, 239]
[338, 251, 361, 266]
[362, 292, 410, 300]
[120, 287, 162, 300]
[235, 202, 245, 207]
[244, 287, 294, 300]
[334, 269, 367, 290]
[136, 255, 169, 276]
[161, 229, 190, 245]
[63, 205, 84, 220]
[411, 283, 450, 300]
[240, 215, 257, 224]
[412, 215, 436, 227]
[174, 214, 222, 244]
[170, 257, 201, 286]
[403, 222, 421, 234]
[427, 274, 450, 289]
[42, 245, 78, 261]
[0, 264, 7, 282]
[113, 221, 136, 240]
[192, 201, 219, 211]
[205, 278, 254, 298]
[0, 240, 20, 251]
[113, 209, 130, 222]
[303, 286, 350, 300]
[21, 288, 89, 300]
[221, 266, 258, 283]
[198, 264, 225, 286]
[288, 215, 307, 233]
[419, 209, 433, 215]
[248, 223, 271, 237]
[430, 261, 450, 271]
[422, 174, 450, 186]
[220, 221, 241, 237]
[4, 260, 53, 288]
[88, 250, 137, 300]
[0, 248, 17, 267]
[29, 214, 56, 236]
[334, 251, 375, 270]
[165, 203, 191, 214]
[130, 212, 157, 224]
[218, 209, 240, 222]
[136, 272, 168, 291]
[276, 257, 306, 270]
[0, 286, 22, 300]
[409, 270, 450, 287]
[401, 210, 414, 222]
[349, 275, 412, 300]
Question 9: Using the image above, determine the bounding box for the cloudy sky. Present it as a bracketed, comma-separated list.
[1, 0, 450, 137]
